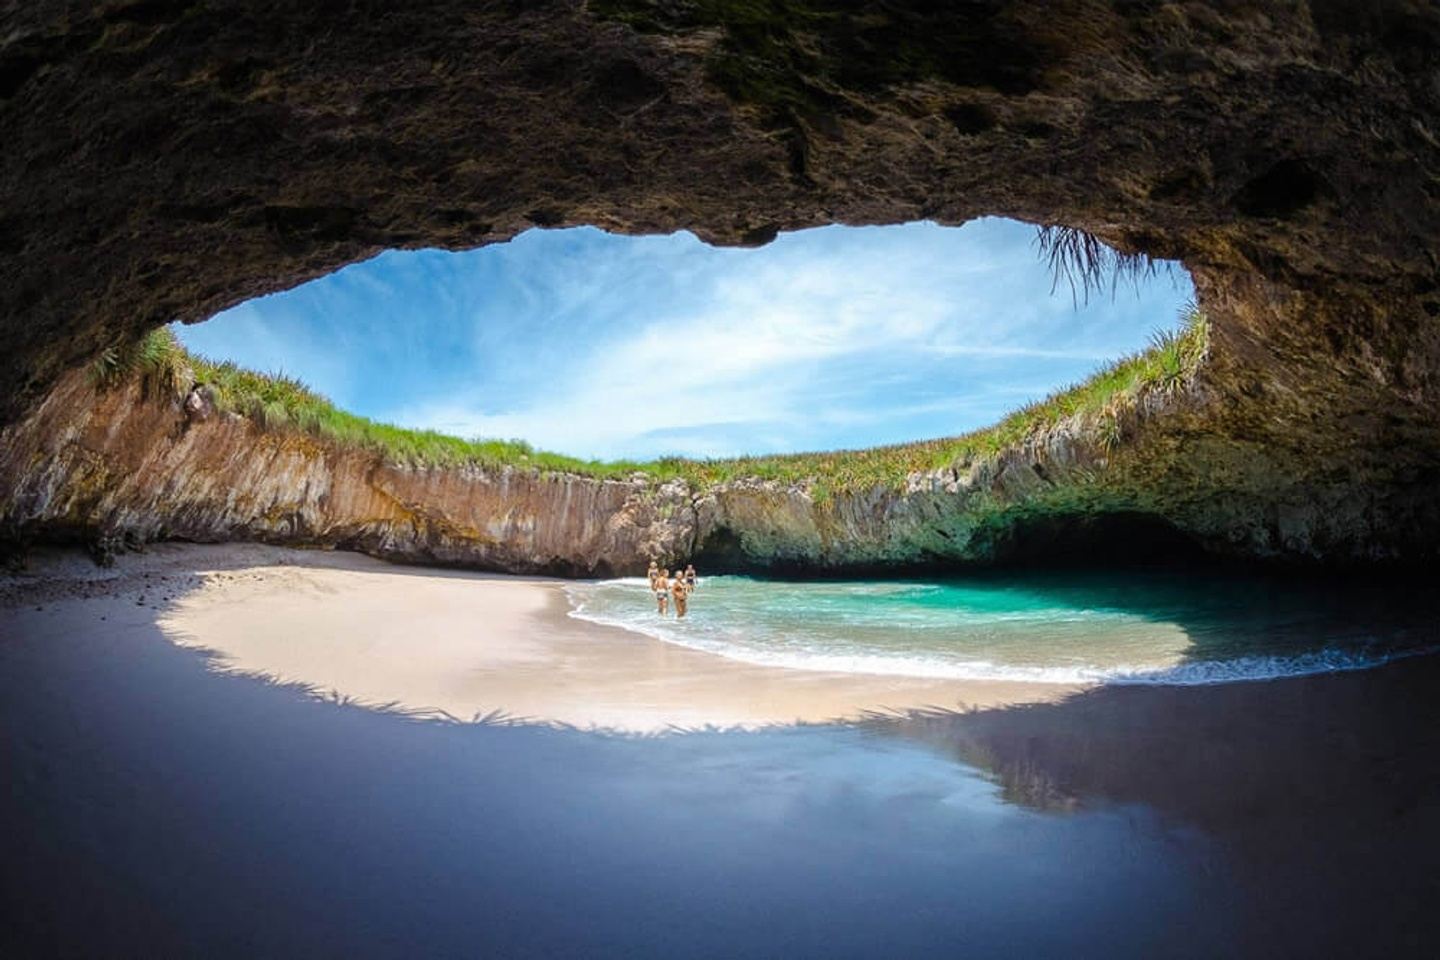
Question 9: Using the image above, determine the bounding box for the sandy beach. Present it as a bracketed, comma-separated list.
[2, 543, 1079, 732]
[4, 542, 1438, 957]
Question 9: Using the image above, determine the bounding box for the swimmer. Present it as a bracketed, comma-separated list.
[655, 568, 670, 616]
[671, 571, 689, 619]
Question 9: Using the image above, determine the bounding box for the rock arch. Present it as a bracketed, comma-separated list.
[2, 0, 1438, 564]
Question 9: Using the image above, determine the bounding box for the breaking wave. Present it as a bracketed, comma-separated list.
[565, 574, 1438, 686]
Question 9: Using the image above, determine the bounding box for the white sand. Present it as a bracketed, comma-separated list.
[3, 543, 1082, 732]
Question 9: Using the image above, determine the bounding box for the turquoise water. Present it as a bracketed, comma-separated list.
[565, 572, 1439, 684]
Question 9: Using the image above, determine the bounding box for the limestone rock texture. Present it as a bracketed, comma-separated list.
[2, 1, 1439, 568]
[3, 359, 1433, 573]
[0, 371, 700, 574]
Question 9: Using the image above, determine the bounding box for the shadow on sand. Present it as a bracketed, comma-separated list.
[863, 653, 1440, 955]
[4, 547, 1440, 957]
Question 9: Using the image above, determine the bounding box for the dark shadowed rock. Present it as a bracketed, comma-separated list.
[1, 1, 1439, 566]
[182, 384, 213, 422]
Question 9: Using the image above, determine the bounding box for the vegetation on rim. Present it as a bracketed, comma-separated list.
[1034, 225, 1170, 307]
[90, 304, 1209, 495]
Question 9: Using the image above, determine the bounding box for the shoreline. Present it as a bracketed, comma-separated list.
[2, 543, 1084, 732]
[6, 541, 1440, 956]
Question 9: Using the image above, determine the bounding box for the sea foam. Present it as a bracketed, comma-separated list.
[564, 576, 1437, 687]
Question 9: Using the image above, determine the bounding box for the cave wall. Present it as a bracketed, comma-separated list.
[0, 366, 1156, 574]
[3, 2, 1439, 406]
[6, 355, 1434, 574]
[0, 369, 699, 574]
[3, 1, 1439, 566]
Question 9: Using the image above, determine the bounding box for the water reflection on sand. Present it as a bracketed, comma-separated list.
[4, 588, 1439, 957]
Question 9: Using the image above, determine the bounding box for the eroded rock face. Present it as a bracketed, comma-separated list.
[5, 361, 1434, 573]
[2, 3, 1439, 398]
[0, 372, 701, 574]
[2, 1, 1439, 566]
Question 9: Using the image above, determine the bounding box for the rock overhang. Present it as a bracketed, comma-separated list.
[2, 0, 1439, 565]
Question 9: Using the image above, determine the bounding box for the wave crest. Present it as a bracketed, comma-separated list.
[564, 580, 1435, 686]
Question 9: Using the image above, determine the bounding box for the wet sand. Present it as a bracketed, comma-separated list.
[2, 546, 1438, 957]
[7, 544, 1079, 731]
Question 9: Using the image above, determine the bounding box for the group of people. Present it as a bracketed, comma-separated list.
[647, 561, 698, 618]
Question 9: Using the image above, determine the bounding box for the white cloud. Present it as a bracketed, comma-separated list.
[184, 220, 1194, 461]
[387, 227, 1149, 458]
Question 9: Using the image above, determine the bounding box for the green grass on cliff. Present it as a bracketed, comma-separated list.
[95, 305, 1208, 492]
[92, 332, 678, 478]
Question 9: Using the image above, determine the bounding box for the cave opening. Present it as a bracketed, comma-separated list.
[982, 511, 1212, 570]
[170, 217, 1194, 467]
[691, 513, 1213, 578]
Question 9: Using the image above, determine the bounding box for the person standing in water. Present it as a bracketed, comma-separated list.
[647, 560, 660, 591]
[671, 570, 690, 619]
[655, 568, 670, 616]
[684, 564, 697, 592]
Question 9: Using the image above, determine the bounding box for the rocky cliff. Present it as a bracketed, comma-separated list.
[6, 346, 1434, 575]
[0, 370, 693, 575]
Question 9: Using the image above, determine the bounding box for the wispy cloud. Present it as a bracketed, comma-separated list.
[179, 219, 1193, 460]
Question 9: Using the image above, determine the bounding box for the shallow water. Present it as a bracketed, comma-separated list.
[567, 569, 1440, 684]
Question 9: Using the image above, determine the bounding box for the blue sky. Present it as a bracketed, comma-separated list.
[175, 218, 1192, 460]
